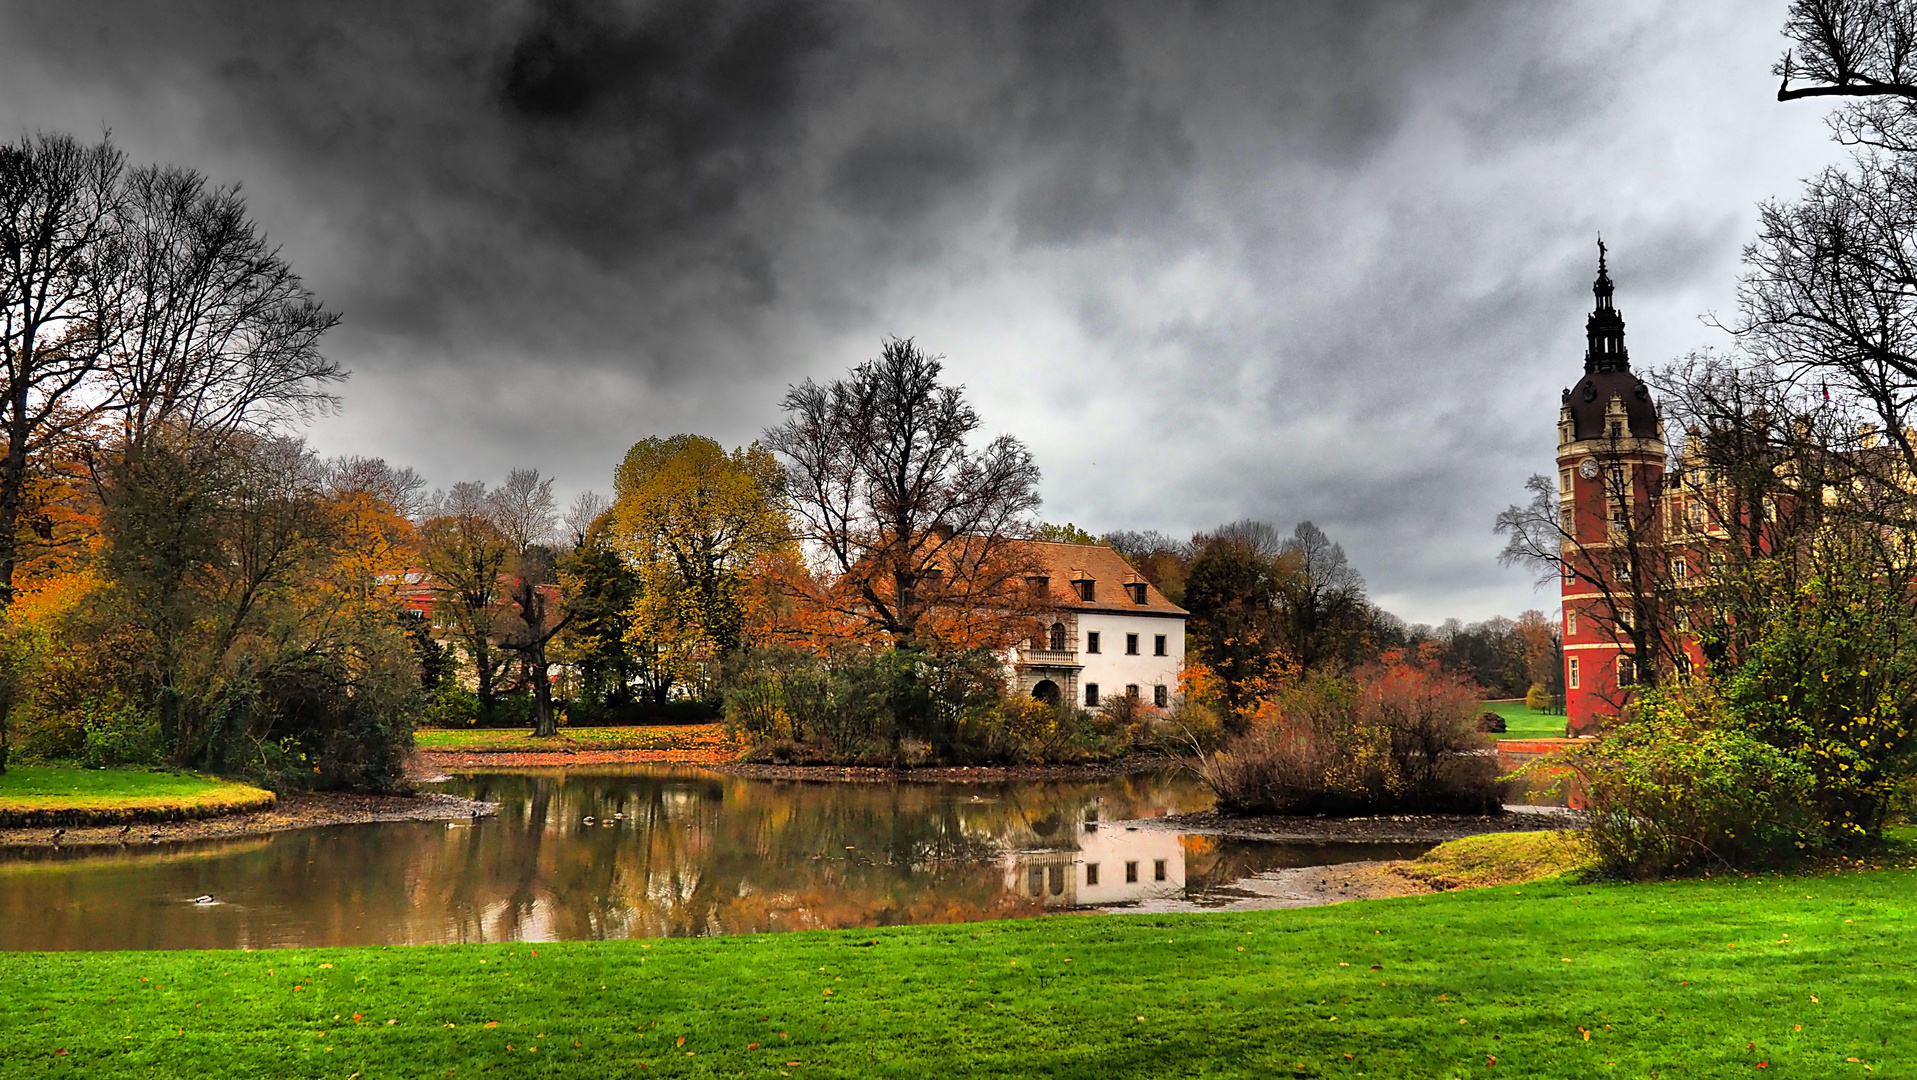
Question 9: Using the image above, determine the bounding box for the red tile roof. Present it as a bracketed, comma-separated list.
[1012, 540, 1187, 617]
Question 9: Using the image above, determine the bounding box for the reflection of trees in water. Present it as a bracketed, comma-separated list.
[0, 768, 1213, 949]
[429, 769, 1210, 940]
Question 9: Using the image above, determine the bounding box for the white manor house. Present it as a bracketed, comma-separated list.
[1006, 540, 1187, 711]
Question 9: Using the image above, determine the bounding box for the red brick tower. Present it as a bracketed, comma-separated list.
[1556, 244, 1665, 735]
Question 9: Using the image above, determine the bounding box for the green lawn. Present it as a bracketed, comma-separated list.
[8, 862, 1915, 1077]
[412, 724, 729, 754]
[1482, 699, 1568, 740]
[0, 767, 274, 826]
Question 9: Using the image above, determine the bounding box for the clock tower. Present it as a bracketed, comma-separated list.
[1556, 243, 1666, 735]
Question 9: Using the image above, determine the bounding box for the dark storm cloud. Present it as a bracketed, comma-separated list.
[0, 0, 1831, 620]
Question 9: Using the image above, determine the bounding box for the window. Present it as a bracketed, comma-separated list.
[1568, 658, 1580, 689]
[1028, 575, 1050, 595]
[1127, 582, 1148, 604]
[1049, 866, 1064, 896]
[1153, 684, 1168, 708]
[1048, 622, 1067, 651]
[1125, 633, 1139, 655]
[1125, 684, 1139, 699]
[1086, 863, 1099, 886]
[1563, 564, 1576, 584]
[1674, 651, 1692, 675]
[1028, 867, 1044, 896]
[1153, 859, 1167, 882]
[1084, 683, 1100, 707]
[1565, 610, 1577, 636]
[1560, 470, 1572, 493]
[1672, 557, 1688, 580]
[1125, 861, 1139, 884]
[1617, 656, 1636, 686]
[1154, 634, 1167, 656]
[1676, 607, 1691, 632]
[1074, 578, 1095, 602]
[1615, 563, 1631, 583]
[1086, 631, 1101, 654]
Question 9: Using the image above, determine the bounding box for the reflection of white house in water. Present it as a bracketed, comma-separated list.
[1006, 820, 1186, 908]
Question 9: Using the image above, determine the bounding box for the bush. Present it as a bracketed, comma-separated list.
[423, 684, 480, 728]
[1477, 711, 1506, 733]
[1562, 679, 1816, 878]
[1714, 568, 1917, 843]
[1524, 683, 1551, 711]
[721, 646, 1132, 766]
[80, 696, 164, 768]
[1195, 659, 1501, 816]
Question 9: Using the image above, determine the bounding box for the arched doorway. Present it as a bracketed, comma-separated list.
[1032, 680, 1061, 706]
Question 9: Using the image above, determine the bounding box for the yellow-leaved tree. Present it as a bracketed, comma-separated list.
[609, 435, 792, 692]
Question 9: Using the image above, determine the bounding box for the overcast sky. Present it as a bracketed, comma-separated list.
[0, 0, 1840, 624]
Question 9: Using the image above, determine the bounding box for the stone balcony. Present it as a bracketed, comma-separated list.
[1018, 648, 1080, 667]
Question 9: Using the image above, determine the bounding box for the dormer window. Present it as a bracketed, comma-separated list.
[1126, 582, 1147, 604]
[1074, 578, 1095, 602]
[1027, 575, 1050, 595]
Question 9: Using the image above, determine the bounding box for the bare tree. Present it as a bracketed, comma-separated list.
[1776, 0, 1917, 108]
[1496, 423, 1690, 705]
[1272, 521, 1372, 673]
[0, 133, 125, 603]
[487, 467, 558, 555]
[329, 456, 428, 521]
[103, 164, 342, 458]
[764, 337, 1042, 646]
[563, 489, 609, 548]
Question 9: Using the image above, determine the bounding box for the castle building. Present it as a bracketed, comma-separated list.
[1555, 246, 1708, 735]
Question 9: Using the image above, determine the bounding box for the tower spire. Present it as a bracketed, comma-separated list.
[1584, 238, 1628, 373]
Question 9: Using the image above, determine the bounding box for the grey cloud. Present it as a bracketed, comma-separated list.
[0, 0, 1823, 621]
[829, 125, 983, 224]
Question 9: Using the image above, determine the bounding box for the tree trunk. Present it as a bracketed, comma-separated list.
[474, 643, 497, 725]
[531, 654, 557, 737]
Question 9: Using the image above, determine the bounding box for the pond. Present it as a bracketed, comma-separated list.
[0, 767, 1431, 952]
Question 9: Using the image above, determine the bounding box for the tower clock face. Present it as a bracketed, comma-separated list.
[1578, 459, 1600, 479]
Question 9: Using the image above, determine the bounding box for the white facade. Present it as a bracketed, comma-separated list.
[1072, 611, 1184, 709]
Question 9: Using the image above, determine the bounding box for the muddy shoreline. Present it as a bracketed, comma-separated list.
[0, 790, 497, 850]
[412, 748, 734, 771]
[412, 748, 1177, 783]
[1126, 804, 1577, 843]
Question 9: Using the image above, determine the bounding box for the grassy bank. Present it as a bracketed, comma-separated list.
[0, 767, 275, 827]
[413, 724, 732, 755]
[1481, 699, 1567, 740]
[8, 860, 1915, 1078]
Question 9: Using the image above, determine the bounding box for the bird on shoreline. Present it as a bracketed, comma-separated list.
[117, 824, 132, 841]
[50, 828, 65, 844]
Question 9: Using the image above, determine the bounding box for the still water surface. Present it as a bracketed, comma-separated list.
[2, 767, 1427, 951]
